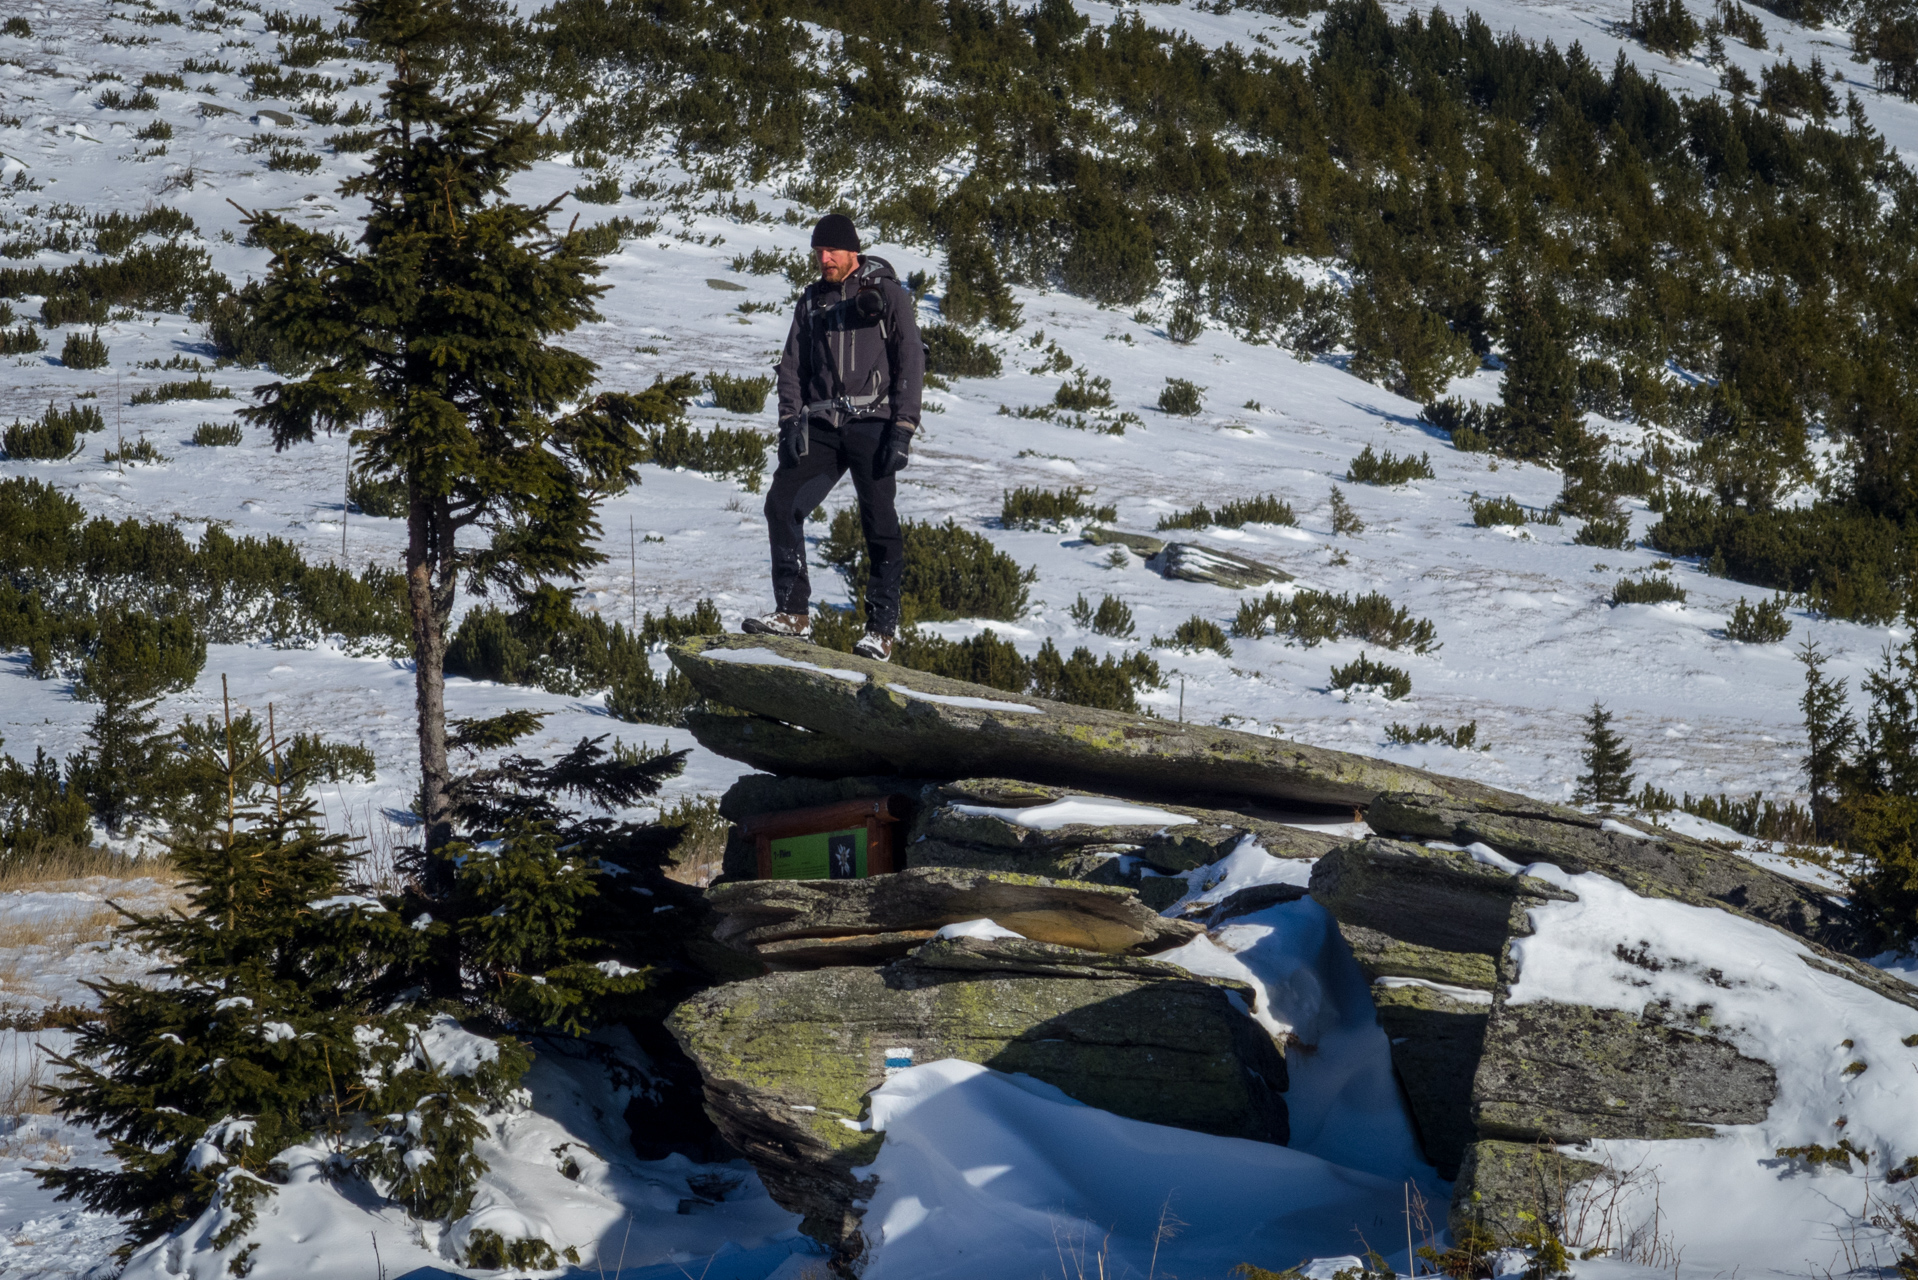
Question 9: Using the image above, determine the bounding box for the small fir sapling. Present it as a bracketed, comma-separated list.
[1574, 702, 1637, 808]
[1329, 487, 1365, 535]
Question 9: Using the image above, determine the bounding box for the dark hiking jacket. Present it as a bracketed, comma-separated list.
[776, 255, 924, 432]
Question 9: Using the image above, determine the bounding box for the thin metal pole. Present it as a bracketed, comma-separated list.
[629, 514, 638, 632]
[342, 442, 350, 560]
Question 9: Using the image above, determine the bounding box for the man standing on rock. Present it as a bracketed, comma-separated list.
[744, 214, 924, 663]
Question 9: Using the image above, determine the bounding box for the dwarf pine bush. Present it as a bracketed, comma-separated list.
[1162, 615, 1232, 655]
[1611, 575, 1687, 606]
[1158, 377, 1203, 415]
[1233, 588, 1439, 652]
[60, 330, 108, 369]
[1001, 486, 1116, 530]
[1470, 493, 1527, 526]
[190, 420, 243, 447]
[1346, 444, 1434, 485]
[0, 323, 44, 355]
[1331, 652, 1412, 699]
[645, 420, 771, 490]
[923, 322, 1002, 378]
[1068, 593, 1135, 637]
[822, 509, 1035, 623]
[1158, 494, 1296, 530]
[708, 370, 773, 414]
[129, 376, 231, 405]
[1386, 720, 1479, 749]
[1054, 370, 1114, 411]
[1726, 595, 1792, 642]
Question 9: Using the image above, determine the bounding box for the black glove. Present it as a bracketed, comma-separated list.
[875, 423, 913, 478]
[777, 418, 807, 469]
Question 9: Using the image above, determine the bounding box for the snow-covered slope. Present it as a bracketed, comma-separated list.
[5, 0, 1918, 1274]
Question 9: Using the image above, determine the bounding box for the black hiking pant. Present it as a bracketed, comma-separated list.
[764, 418, 904, 635]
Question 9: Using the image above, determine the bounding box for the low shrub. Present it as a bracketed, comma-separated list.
[923, 322, 1002, 378]
[1166, 306, 1203, 344]
[190, 420, 243, 447]
[638, 599, 723, 647]
[60, 330, 109, 369]
[822, 509, 1035, 623]
[1346, 444, 1434, 485]
[347, 468, 406, 516]
[128, 377, 231, 404]
[1469, 493, 1526, 526]
[102, 436, 168, 465]
[0, 324, 44, 355]
[3, 16, 32, 36]
[1068, 593, 1134, 637]
[1385, 720, 1478, 749]
[707, 371, 773, 415]
[728, 247, 811, 286]
[645, 421, 771, 490]
[3, 413, 80, 460]
[1162, 615, 1231, 655]
[140, 71, 186, 91]
[1054, 370, 1113, 411]
[135, 120, 173, 142]
[0, 476, 410, 674]
[40, 295, 107, 327]
[98, 87, 160, 110]
[201, 281, 305, 372]
[1647, 492, 1910, 624]
[264, 146, 323, 174]
[1157, 493, 1295, 531]
[447, 595, 722, 725]
[1574, 513, 1634, 549]
[1725, 595, 1792, 642]
[573, 174, 622, 203]
[1233, 588, 1439, 652]
[1330, 651, 1412, 699]
[1610, 575, 1687, 606]
[812, 622, 1159, 711]
[1001, 486, 1115, 530]
[1029, 640, 1160, 711]
[1158, 377, 1203, 415]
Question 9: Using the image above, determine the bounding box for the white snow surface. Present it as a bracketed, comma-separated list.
[880, 683, 1043, 713]
[931, 917, 1025, 941]
[948, 795, 1197, 830]
[7, 0, 1918, 1273]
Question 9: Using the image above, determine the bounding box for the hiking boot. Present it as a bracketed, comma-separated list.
[853, 631, 894, 662]
[742, 611, 811, 638]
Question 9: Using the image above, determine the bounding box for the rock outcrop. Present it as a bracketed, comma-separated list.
[1152, 541, 1290, 589]
[1365, 790, 1859, 952]
[1309, 839, 1574, 1178]
[671, 633, 1519, 809]
[669, 933, 1288, 1268]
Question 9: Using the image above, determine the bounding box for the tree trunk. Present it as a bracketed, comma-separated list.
[402, 485, 450, 875]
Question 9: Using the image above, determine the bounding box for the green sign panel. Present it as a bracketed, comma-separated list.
[767, 826, 868, 880]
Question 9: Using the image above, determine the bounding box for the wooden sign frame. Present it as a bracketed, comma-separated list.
[740, 795, 903, 880]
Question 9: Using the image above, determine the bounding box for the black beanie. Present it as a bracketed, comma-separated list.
[810, 213, 861, 252]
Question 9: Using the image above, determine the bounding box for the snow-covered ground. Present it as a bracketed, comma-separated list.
[4, 0, 1918, 1273]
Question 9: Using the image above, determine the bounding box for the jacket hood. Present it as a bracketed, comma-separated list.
[853, 254, 900, 285]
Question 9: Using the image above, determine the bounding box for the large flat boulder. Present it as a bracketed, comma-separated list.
[671, 633, 1517, 809]
[1470, 998, 1777, 1144]
[1366, 791, 1859, 952]
[704, 866, 1202, 967]
[667, 937, 1289, 1266]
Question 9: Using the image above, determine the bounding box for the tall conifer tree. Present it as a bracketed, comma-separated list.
[241, 0, 648, 992]
[1496, 275, 1581, 462]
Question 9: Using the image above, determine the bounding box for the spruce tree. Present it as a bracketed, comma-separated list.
[240, 0, 650, 994]
[1841, 640, 1918, 948]
[1574, 702, 1636, 808]
[1495, 275, 1582, 462]
[1798, 640, 1857, 838]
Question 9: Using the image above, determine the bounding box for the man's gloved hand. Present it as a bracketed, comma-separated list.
[777, 418, 806, 469]
[876, 422, 913, 478]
